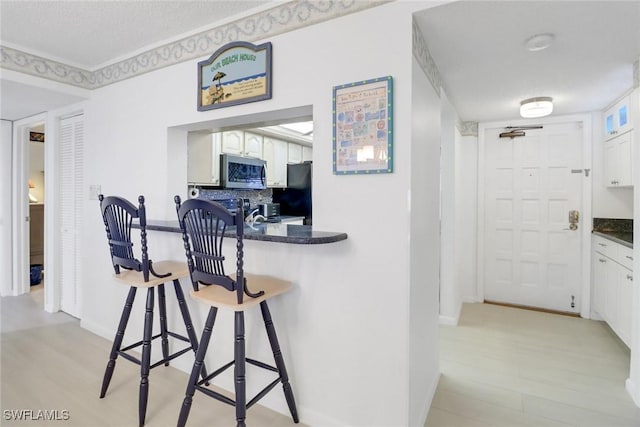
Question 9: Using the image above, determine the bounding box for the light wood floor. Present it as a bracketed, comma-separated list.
[3, 291, 640, 426]
[426, 303, 640, 427]
[0, 287, 304, 427]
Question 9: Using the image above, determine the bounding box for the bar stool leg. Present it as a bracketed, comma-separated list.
[260, 301, 299, 423]
[177, 307, 218, 427]
[139, 288, 155, 427]
[158, 284, 170, 366]
[234, 311, 247, 427]
[100, 287, 137, 399]
[173, 280, 209, 383]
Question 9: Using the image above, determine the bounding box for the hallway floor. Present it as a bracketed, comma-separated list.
[3, 292, 640, 426]
[426, 303, 640, 427]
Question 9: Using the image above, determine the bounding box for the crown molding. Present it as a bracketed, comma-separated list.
[1, 0, 387, 90]
[457, 121, 478, 137]
[411, 18, 442, 97]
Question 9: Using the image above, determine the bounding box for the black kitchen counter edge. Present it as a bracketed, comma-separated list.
[592, 230, 633, 248]
[137, 220, 348, 245]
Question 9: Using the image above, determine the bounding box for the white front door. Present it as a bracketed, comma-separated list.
[483, 122, 584, 313]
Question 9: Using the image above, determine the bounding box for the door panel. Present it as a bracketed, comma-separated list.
[484, 122, 583, 313]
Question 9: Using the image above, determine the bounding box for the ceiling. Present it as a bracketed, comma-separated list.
[0, 0, 269, 69]
[1, 1, 639, 123]
[415, 1, 640, 122]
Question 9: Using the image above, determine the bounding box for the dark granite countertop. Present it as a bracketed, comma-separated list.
[592, 218, 633, 248]
[139, 220, 347, 245]
[592, 231, 633, 248]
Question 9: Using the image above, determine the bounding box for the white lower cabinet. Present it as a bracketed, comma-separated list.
[591, 235, 633, 347]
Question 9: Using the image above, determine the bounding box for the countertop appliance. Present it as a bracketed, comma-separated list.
[220, 153, 267, 190]
[258, 203, 280, 218]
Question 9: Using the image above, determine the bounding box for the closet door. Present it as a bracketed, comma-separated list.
[59, 114, 83, 318]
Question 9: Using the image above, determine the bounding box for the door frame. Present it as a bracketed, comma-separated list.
[12, 113, 46, 297]
[11, 105, 85, 315]
[477, 114, 593, 318]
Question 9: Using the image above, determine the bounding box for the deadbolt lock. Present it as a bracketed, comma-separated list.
[568, 210, 579, 230]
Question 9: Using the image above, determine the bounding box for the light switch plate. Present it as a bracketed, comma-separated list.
[89, 184, 101, 200]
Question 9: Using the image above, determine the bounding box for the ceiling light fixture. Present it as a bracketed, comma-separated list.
[520, 97, 553, 118]
[525, 33, 555, 52]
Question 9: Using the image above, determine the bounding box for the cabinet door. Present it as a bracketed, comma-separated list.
[221, 130, 244, 155]
[302, 146, 313, 162]
[605, 95, 633, 140]
[617, 268, 633, 347]
[604, 131, 633, 187]
[603, 257, 617, 327]
[616, 96, 632, 136]
[605, 140, 619, 187]
[605, 112, 615, 139]
[616, 131, 633, 186]
[288, 143, 303, 164]
[188, 132, 221, 185]
[592, 250, 608, 318]
[244, 132, 263, 158]
[263, 137, 288, 187]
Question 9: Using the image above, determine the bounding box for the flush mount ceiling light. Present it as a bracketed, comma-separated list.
[525, 33, 555, 51]
[520, 97, 554, 118]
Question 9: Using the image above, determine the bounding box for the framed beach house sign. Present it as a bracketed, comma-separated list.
[333, 76, 393, 175]
[197, 41, 272, 111]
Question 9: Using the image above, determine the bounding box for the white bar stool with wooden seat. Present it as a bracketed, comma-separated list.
[98, 195, 207, 427]
[174, 196, 299, 427]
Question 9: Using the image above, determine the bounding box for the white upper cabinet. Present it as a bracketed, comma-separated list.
[605, 95, 633, 140]
[302, 146, 313, 162]
[287, 142, 303, 164]
[605, 130, 633, 187]
[243, 132, 264, 158]
[221, 130, 244, 155]
[263, 137, 288, 187]
[221, 130, 263, 158]
[187, 132, 222, 185]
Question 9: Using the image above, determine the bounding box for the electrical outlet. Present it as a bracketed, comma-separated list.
[89, 184, 101, 200]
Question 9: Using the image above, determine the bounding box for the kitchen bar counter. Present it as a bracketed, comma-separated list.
[140, 220, 347, 245]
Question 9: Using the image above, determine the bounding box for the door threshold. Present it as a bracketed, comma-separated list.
[484, 300, 580, 318]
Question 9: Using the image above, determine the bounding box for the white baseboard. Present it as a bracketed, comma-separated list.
[439, 315, 458, 326]
[416, 372, 440, 426]
[626, 378, 640, 408]
[80, 318, 115, 341]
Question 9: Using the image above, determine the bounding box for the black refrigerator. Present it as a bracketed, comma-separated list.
[272, 161, 312, 225]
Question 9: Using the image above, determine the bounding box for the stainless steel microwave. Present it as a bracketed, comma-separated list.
[220, 153, 267, 190]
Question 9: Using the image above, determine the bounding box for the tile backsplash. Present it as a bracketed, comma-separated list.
[188, 186, 272, 208]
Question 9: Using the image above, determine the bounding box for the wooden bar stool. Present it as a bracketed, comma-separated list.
[174, 196, 299, 427]
[98, 195, 207, 427]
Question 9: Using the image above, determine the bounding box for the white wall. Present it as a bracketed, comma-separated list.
[79, 2, 440, 425]
[626, 86, 640, 407]
[455, 133, 479, 302]
[0, 119, 12, 296]
[439, 91, 461, 325]
[409, 58, 442, 425]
